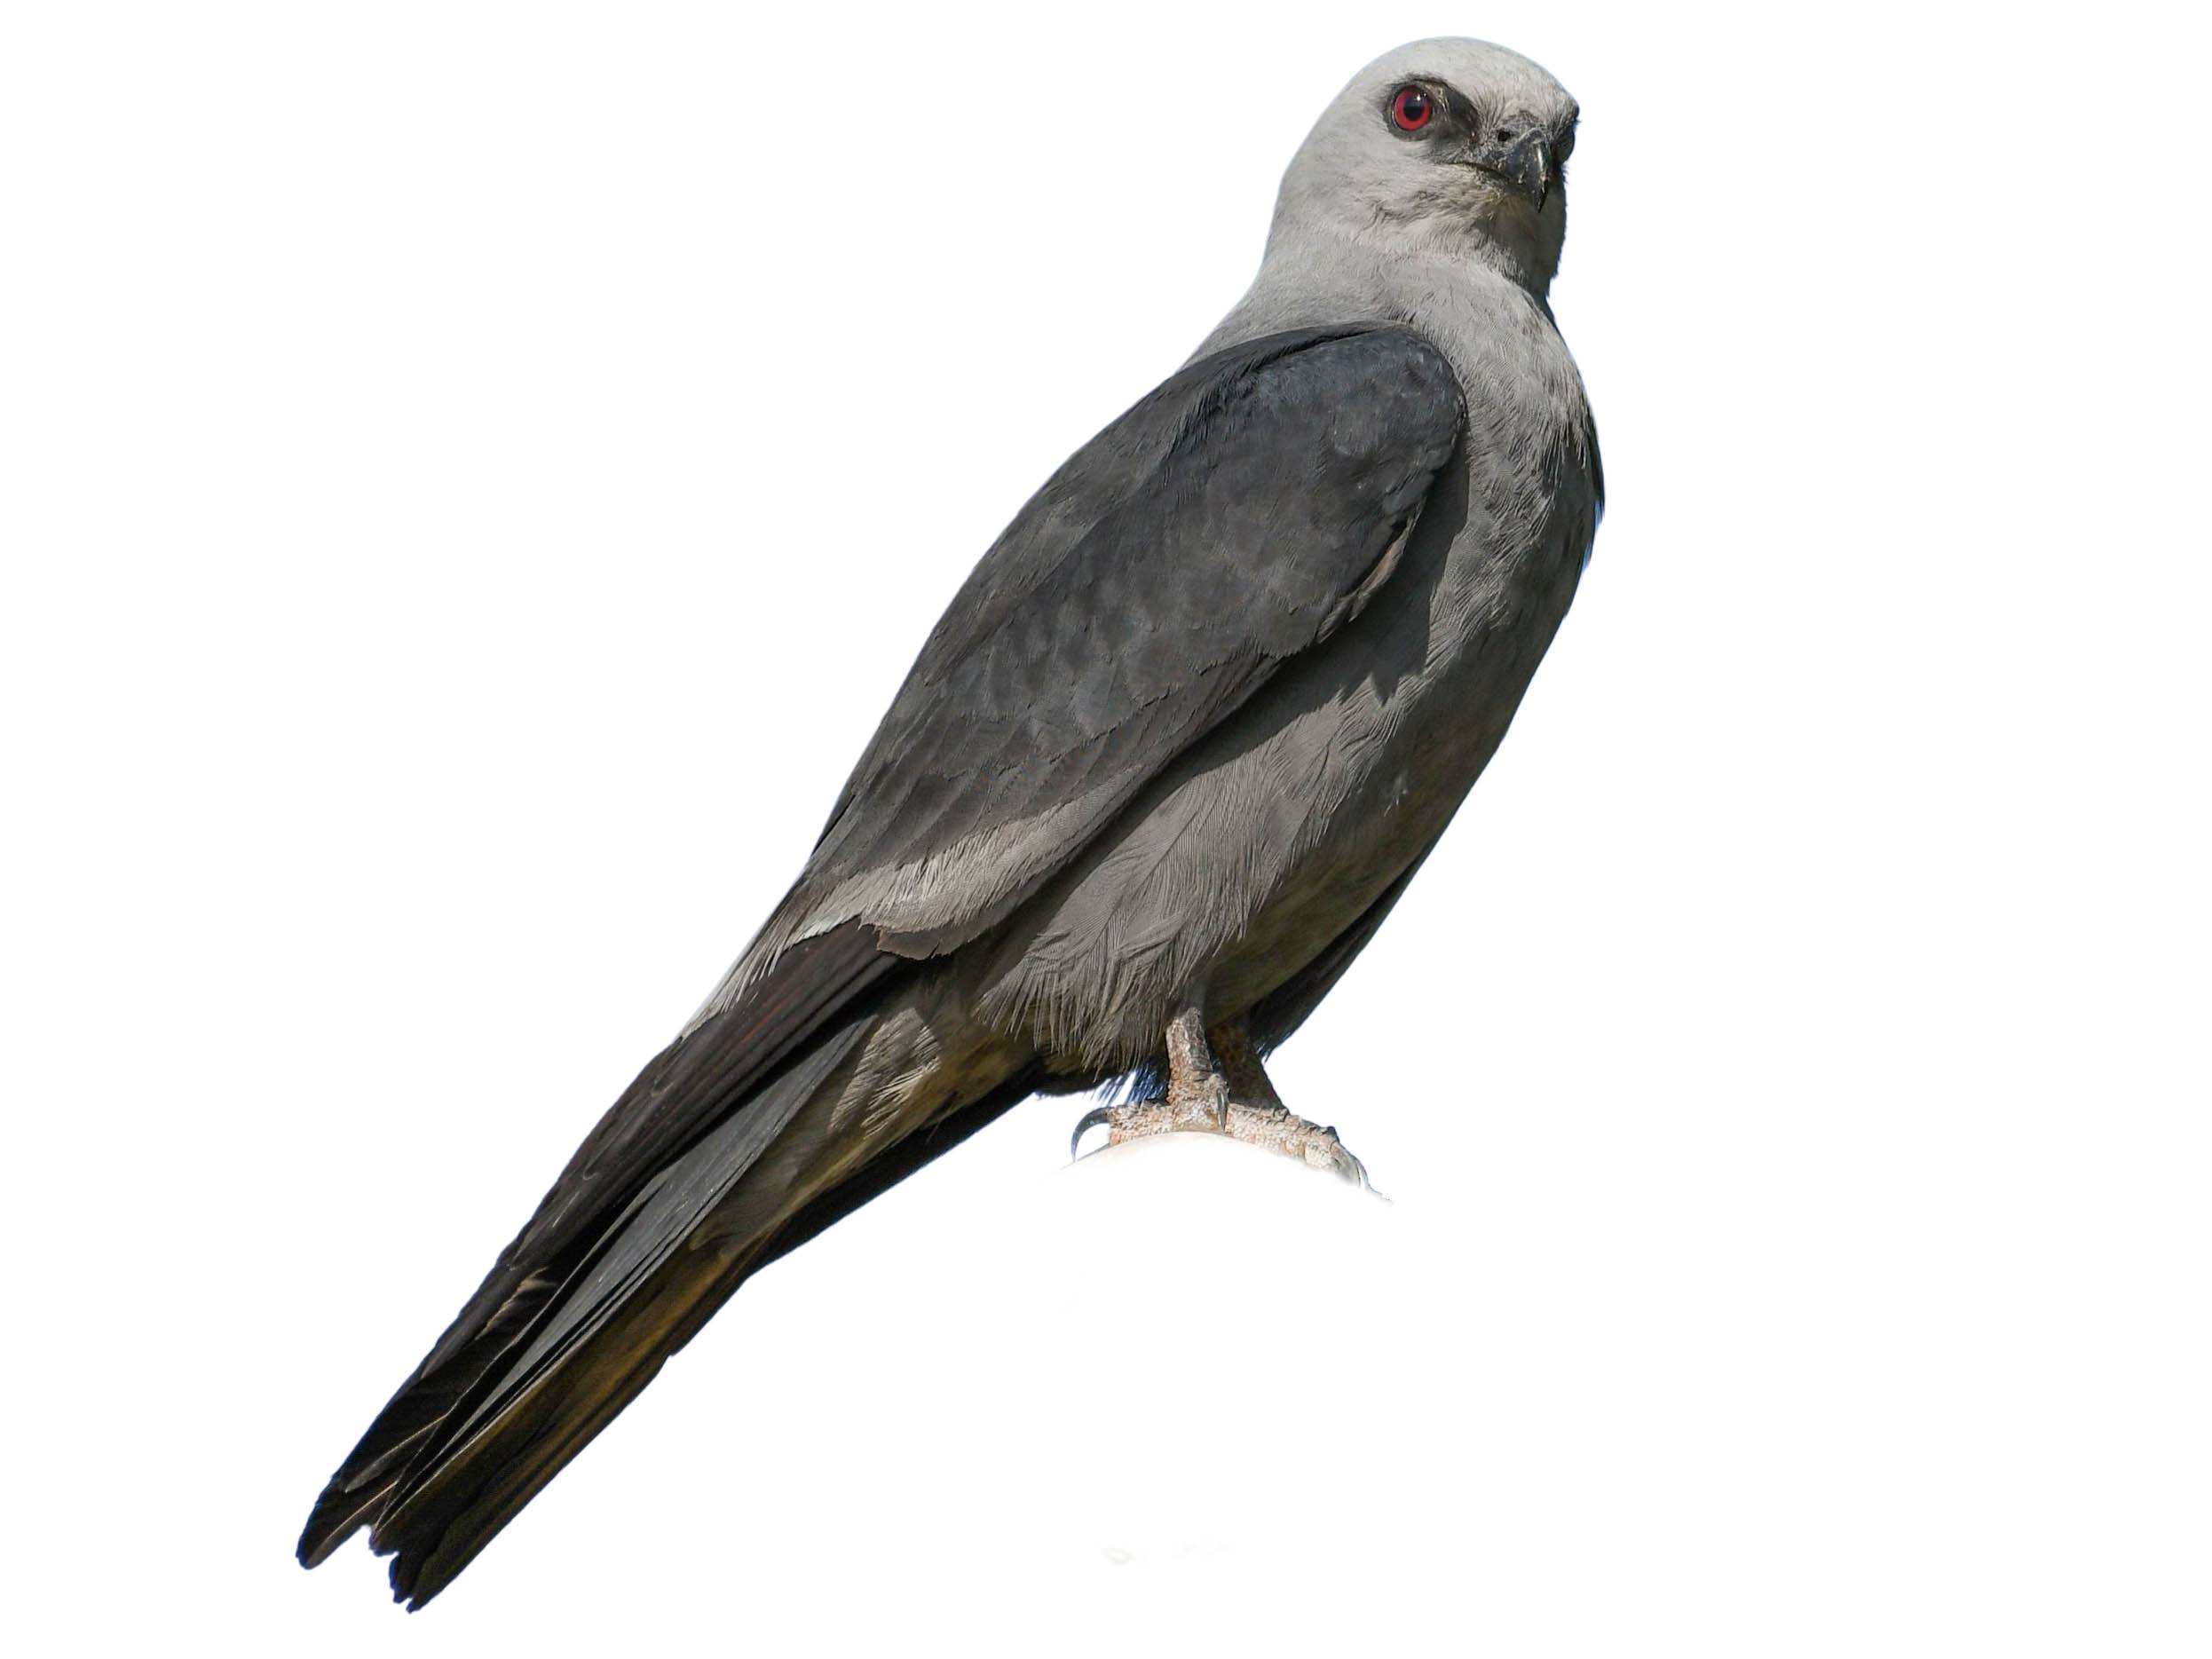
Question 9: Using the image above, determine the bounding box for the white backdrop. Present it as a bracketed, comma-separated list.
[3, 3, 2206, 1653]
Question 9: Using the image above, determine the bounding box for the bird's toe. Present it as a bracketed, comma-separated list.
[1070, 1095, 1371, 1188]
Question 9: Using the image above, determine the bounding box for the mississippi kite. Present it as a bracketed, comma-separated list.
[300, 36, 1602, 1606]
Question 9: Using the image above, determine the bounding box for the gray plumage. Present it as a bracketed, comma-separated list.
[300, 36, 1601, 1607]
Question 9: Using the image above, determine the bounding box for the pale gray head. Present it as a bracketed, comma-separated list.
[1271, 38, 1581, 295]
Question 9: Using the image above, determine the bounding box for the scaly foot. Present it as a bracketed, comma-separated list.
[1070, 1095, 1369, 1187]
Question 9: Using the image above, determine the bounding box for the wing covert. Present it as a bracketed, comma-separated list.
[742, 323, 1465, 976]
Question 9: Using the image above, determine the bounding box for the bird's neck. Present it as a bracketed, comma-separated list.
[1276, 178, 1561, 288]
[1197, 220, 1559, 365]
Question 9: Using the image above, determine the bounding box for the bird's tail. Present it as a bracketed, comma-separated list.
[299, 898, 1052, 1609]
[297, 1008, 881, 1608]
[299, 983, 1041, 1610]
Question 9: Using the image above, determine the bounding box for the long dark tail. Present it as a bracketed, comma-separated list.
[298, 902, 1053, 1608]
[297, 1004, 872, 1601]
[298, 936, 1040, 1612]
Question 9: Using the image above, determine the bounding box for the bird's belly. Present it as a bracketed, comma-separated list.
[1198, 624, 1530, 1017]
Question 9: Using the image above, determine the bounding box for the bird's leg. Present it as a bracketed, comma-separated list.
[1163, 1005, 1232, 1130]
[1206, 1019, 1285, 1111]
[1071, 1012, 1370, 1187]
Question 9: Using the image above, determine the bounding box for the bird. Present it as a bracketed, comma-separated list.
[298, 36, 1603, 1608]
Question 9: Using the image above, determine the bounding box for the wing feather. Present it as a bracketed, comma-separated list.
[732, 323, 1465, 978]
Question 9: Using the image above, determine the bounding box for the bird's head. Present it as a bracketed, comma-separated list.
[1274, 38, 1581, 295]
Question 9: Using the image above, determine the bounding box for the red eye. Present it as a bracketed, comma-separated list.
[1391, 87, 1432, 131]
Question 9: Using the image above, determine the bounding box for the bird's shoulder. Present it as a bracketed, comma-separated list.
[897, 323, 1465, 683]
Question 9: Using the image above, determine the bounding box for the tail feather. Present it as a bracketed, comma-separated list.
[298, 911, 1052, 1606]
[297, 1280, 559, 1568]
[359, 1010, 873, 1603]
[297, 924, 891, 1582]
[362, 1039, 1054, 1608]
[297, 1000, 876, 1598]
[379, 1232, 754, 1606]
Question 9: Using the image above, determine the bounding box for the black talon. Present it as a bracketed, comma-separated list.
[1347, 1149, 1384, 1197]
[1070, 1103, 1118, 1160]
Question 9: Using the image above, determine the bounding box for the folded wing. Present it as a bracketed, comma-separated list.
[715, 322, 1466, 989]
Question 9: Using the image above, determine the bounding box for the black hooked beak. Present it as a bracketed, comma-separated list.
[1470, 114, 1553, 210]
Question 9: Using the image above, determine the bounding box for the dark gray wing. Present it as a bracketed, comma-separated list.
[748, 323, 1465, 966]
